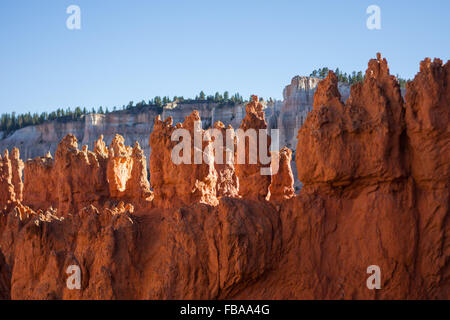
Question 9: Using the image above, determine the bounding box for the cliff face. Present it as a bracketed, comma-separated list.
[0, 55, 448, 300]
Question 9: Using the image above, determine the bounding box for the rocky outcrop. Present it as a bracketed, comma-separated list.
[235, 96, 271, 200]
[10, 149, 23, 202]
[405, 58, 449, 184]
[296, 53, 406, 186]
[149, 111, 218, 208]
[55, 135, 109, 215]
[281, 53, 448, 299]
[106, 135, 152, 207]
[404, 57, 450, 298]
[268, 147, 295, 201]
[127, 142, 152, 204]
[213, 121, 239, 198]
[279, 76, 351, 188]
[0, 150, 17, 212]
[106, 134, 134, 198]
[20, 134, 151, 215]
[23, 152, 57, 210]
[0, 55, 448, 300]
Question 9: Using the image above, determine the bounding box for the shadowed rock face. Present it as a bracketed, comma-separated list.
[0, 55, 448, 300]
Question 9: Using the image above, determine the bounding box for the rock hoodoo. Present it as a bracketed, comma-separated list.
[0, 150, 17, 211]
[268, 147, 295, 201]
[296, 53, 405, 186]
[149, 111, 218, 208]
[23, 152, 57, 210]
[235, 95, 272, 200]
[212, 121, 239, 198]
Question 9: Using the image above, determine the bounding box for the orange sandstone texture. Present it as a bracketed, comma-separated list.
[149, 111, 218, 208]
[268, 147, 295, 201]
[404, 58, 450, 297]
[20, 134, 151, 214]
[10, 148, 23, 202]
[55, 134, 109, 215]
[127, 142, 153, 204]
[23, 152, 57, 211]
[212, 121, 239, 198]
[296, 53, 405, 186]
[235, 95, 271, 200]
[106, 134, 134, 198]
[0, 150, 17, 212]
[101, 134, 151, 207]
[0, 55, 448, 300]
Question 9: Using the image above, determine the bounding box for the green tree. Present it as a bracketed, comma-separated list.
[74, 107, 82, 118]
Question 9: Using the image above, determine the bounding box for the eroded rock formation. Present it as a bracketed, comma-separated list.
[10, 149, 23, 202]
[149, 111, 218, 208]
[55, 134, 110, 215]
[296, 53, 405, 186]
[0, 55, 448, 300]
[235, 95, 272, 200]
[23, 152, 57, 210]
[212, 121, 239, 198]
[0, 150, 17, 212]
[268, 147, 295, 201]
[404, 57, 450, 297]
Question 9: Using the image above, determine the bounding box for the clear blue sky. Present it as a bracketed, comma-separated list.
[1, 0, 449, 114]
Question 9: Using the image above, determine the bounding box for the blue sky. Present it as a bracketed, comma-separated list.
[0, 0, 449, 114]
